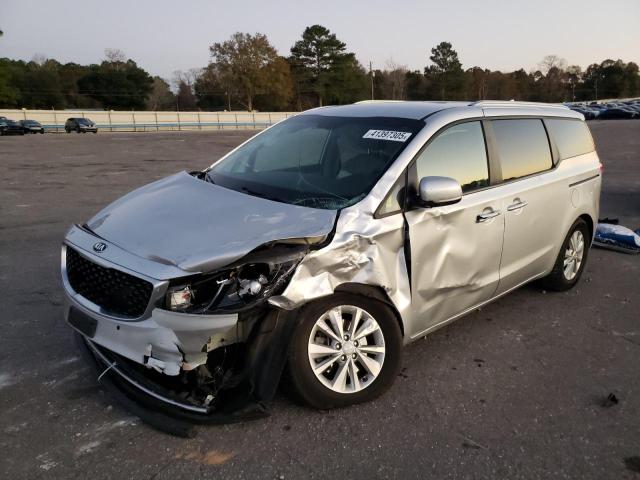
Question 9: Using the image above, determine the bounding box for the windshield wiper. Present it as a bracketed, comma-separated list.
[204, 171, 216, 184]
[239, 186, 285, 204]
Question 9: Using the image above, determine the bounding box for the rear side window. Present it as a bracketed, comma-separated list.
[414, 121, 489, 193]
[546, 119, 595, 160]
[491, 119, 552, 181]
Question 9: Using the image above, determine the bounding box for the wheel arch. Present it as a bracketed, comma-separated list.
[578, 213, 595, 244]
[334, 283, 405, 338]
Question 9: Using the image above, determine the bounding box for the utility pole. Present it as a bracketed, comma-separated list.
[370, 61, 374, 100]
[595, 77, 598, 102]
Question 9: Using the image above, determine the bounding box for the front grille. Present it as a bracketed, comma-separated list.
[66, 247, 153, 318]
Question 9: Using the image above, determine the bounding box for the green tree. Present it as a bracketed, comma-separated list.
[424, 42, 466, 100]
[210, 32, 292, 111]
[405, 70, 428, 100]
[19, 58, 66, 108]
[194, 65, 227, 110]
[254, 57, 294, 110]
[58, 62, 96, 108]
[290, 25, 366, 107]
[0, 58, 20, 106]
[590, 59, 638, 98]
[77, 52, 153, 109]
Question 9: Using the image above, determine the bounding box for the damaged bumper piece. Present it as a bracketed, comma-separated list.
[73, 305, 297, 437]
[65, 292, 297, 435]
[66, 303, 239, 377]
[61, 227, 314, 434]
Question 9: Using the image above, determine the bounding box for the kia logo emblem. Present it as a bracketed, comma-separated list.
[93, 242, 108, 253]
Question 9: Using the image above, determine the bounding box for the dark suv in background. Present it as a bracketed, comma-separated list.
[65, 118, 98, 133]
[0, 118, 25, 136]
[19, 119, 45, 134]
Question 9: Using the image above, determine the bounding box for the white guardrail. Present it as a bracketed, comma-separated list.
[0, 109, 297, 132]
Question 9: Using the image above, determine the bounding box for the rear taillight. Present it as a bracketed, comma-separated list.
[599, 163, 604, 174]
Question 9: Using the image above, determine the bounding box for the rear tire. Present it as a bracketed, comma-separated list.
[540, 218, 590, 291]
[287, 293, 402, 409]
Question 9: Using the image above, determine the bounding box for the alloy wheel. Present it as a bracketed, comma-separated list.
[307, 305, 386, 394]
[563, 230, 585, 280]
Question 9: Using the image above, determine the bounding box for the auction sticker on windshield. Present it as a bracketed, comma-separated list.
[363, 130, 412, 142]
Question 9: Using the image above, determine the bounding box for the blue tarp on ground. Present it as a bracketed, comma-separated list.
[594, 222, 640, 254]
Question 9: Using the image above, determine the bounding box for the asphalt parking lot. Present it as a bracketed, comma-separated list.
[1, 121, 639, 479]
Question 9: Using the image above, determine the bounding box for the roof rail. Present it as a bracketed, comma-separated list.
[355, 100, 405, 104]
[471, 100, 569, 109]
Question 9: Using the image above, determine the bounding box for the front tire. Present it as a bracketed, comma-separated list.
[287, 293, 402, 409]
[540, 218, 590, 291]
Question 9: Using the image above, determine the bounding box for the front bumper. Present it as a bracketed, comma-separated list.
[64, 300, 239, 376]
[61, 228, 300, 430]
[61, 242, 241, 376]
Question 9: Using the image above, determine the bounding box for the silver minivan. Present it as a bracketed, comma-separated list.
[61, 101, 601, 427]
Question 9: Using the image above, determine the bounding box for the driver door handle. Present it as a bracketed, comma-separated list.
[507, 200, 528, 211]
[476, 210, 501, 223]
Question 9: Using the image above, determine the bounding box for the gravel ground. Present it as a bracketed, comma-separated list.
[0, 121, 639, 479]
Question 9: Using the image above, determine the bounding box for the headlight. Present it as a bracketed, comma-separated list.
[167, 285, 194, 311]
[163, 245, 306, 313]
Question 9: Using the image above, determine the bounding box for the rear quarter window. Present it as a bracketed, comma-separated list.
[546, 118, 595, 160]
[491, 119, 553, 181]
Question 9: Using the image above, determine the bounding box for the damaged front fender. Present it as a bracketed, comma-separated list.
[271, 206, 412, 339]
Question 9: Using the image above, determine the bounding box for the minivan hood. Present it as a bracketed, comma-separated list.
[86, 171, 337, 274]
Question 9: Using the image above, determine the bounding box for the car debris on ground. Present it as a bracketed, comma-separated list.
[593, 218, 640, 254]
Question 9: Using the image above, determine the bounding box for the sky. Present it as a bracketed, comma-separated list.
[1, 0, 638, 80]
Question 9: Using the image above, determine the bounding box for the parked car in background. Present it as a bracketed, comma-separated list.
[567, 105, 597, 120]
[567, 100, 640, 120]
[65, 118, 98, 133]
[598, 107, 638, 119]
[0, 119, 25, 136]
[19, 119, 45, 134]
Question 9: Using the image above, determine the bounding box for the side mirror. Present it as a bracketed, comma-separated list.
[418, 176, 462, 207]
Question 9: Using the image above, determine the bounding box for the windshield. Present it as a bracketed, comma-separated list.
[78, 118, 92, 125]
[208, 114, 423, 209]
